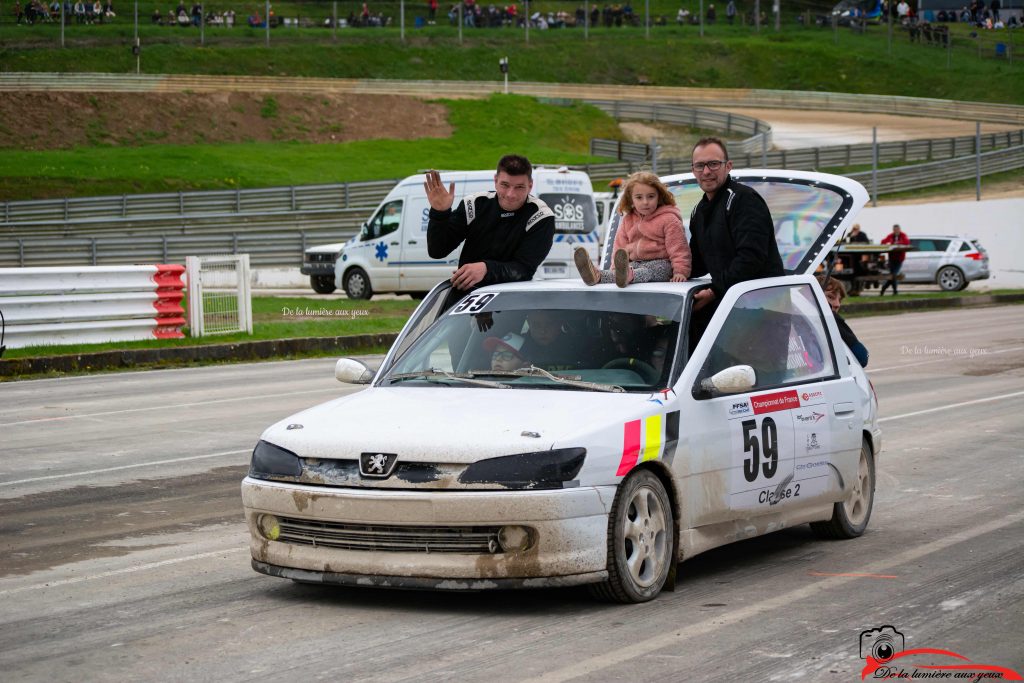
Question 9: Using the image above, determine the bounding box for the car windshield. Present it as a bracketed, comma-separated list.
[383, 291, 685, 392]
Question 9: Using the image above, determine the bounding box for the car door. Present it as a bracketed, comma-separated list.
[357, 199, 403, 292]
[679, 278, 863, 525]
[398, 193, 459, 292]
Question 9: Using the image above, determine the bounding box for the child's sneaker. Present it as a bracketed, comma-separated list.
[613, 249, 630, 288]
[574, 246, 600, 286]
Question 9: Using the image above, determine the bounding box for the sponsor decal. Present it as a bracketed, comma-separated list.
[374, 243, 389, 262]
[647, 388, 677, 406]
[801, 390, 824, 402]
[729, 400, 752, 417]
[616, 411, 679, 475]
[795, 410, 827, 424]
[859, 625, 1022, 680]
[806, 433, 822, 451]
[501, 211, 515, 218]
[751, 390, 801, 415]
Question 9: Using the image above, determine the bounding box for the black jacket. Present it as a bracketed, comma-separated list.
[427, 191, 555, 289]
[688, 176, 785, 299]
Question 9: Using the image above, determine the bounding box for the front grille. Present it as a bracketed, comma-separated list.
[278, 517, 502, 553]
[307, 253, 338, 264]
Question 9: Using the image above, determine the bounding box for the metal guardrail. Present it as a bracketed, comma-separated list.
[1, 181, 396, 228]
[588, 101, 772, 160]
[3, 75, 1023, 124]
[3, 146, 1019, 268]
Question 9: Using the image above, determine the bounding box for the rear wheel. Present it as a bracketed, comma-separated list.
[310, 275, 336, 294]
[589, 469, 674, 603]
[810, 438, 875, 539]
[343, 267, 373, 300]
[937, 265, 965, 292]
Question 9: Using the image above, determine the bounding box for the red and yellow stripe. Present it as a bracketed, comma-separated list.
[616, 413, 665, 476]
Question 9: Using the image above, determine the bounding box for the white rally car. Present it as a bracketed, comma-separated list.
[241, 170, 881, 603]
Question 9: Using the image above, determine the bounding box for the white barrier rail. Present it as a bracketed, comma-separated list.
[0, 265, 186, 350]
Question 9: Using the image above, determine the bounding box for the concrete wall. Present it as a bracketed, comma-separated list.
[859, 197, 1024, 288]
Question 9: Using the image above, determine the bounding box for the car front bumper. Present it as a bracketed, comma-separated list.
[300, 263, 336, 276]
[241, 477, 615, 588]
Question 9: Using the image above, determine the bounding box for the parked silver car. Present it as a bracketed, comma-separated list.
[901, 235, 989, 291]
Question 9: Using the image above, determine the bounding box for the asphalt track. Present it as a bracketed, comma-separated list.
[1, 305, 1022, 682]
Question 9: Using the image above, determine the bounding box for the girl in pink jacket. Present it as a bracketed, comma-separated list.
[574, 171, 691, 287]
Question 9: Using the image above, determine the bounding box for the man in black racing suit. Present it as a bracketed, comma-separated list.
[425, 154, 555, 310]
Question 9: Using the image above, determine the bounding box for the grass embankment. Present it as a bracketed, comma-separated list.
[0, 94, 621, 199]
[0, 295, 419, 360]
[3, 21, 1021, 104]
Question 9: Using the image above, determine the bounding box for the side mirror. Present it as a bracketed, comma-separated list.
[335, 358, 374, 384]
[699, 365, 756, 395]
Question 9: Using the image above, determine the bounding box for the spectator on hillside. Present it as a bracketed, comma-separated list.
[190, 2, 200, 25]
[428, 0, 437, 23]
[676, 6, 689, 24]
[590, 4, 598, 25]
[990, 0, 1000, 20]
[575, 5, 585, 25]
[726, 0, 736, 23]
[103, 0, 113, 19]
[224, 8, 234, 25]
[73, 0, 85, 23]
[14, 0, 24, 23]
[706, 2, 716, 23]
[896, 0, 909, 23]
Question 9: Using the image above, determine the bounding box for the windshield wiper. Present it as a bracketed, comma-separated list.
[387, 369, 510, 389]
[466, 366, 624, 393]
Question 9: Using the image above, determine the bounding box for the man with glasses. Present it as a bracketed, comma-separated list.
[688, 137, 784, 343]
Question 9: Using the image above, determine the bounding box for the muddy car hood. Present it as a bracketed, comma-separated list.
[261, 386, 647, 463]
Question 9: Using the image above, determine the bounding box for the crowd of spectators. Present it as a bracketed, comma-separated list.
[12, 0, 115, 24]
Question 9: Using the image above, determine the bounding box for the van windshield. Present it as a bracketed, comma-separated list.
[539, 193, 598, 234]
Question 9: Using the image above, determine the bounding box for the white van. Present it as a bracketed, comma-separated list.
[315, 168, 599, 299]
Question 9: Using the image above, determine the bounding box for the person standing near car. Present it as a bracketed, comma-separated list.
[880, 223, 910, 296]
[425, 154, 555, 309]
[687, 137, 784, 340]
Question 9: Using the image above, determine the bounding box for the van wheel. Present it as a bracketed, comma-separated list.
[589, 469, 673, 603]
[810, 439, 875, 540]
[937, 266, 964, 292]
[310, 275, 336, 294]
[343, 268, 373, 300]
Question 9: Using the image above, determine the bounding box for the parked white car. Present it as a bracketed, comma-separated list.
[901, 234, 990, 291]
[242, 170, 880, 603]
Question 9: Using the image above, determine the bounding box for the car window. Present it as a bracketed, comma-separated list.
[361, 200, 403, 241]
[958, 240, 972, 252]
[910, 238, 950, 252]
[696, 284, 837, 394]
[384, 292, 685, 392]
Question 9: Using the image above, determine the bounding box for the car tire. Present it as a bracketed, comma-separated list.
[937, 266, 965, 292]
[589, 469, 674, 603]
[343, 267, 373, 300]
[810, 438, 875, 540]
[310, 275, 337, 295]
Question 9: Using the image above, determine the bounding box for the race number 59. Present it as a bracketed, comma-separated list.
[451, 292, 497, 314]
[742, 417, 779, 483]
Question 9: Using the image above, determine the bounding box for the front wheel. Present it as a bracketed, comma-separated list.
[310, 274, 336, 294]
[937, 265, 964, 292]
[810, 438, 875, 539]
[343, 267, 373, 300]
[589, 469, 674, 603]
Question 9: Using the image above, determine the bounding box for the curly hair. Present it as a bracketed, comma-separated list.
[616, 171, 677, 215]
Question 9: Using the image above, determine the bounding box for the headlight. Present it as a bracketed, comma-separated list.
[458, 448, 586, 489]
[249, 440, 302, 480]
